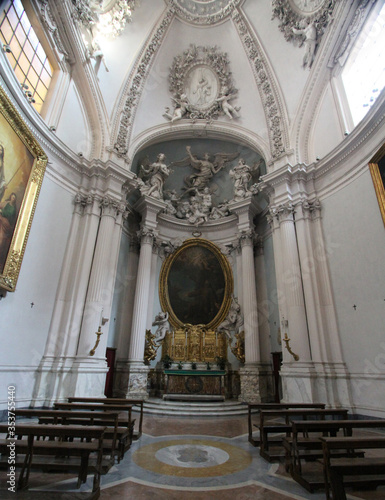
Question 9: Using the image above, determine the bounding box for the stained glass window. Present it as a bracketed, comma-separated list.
[0, 0, 53, 114]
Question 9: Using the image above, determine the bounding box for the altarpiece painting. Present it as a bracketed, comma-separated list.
[159, 239, 233, 362]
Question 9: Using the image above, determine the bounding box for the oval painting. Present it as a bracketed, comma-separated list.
[160, 239, 233, 328]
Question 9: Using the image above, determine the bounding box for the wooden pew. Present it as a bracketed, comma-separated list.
[285, 419, 385, 491]
[257, 408, 349, 461]
[247, 402, 325, 446]
[67, 397, 144, 439]
[54, 402, 135, 454]
[0, 423, 105, 496]
[14, 409, 123, 465]
[321, 436, 385, 500]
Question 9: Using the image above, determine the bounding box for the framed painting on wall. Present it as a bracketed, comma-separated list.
[0, 85, 47, 291]
[159, 238, 233, 329]
[369, 144, 385, 227]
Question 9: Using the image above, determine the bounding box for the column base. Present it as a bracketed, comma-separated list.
[280, 361, 353, 407]
[114, 360, 150, 400]
[238, 364, 262, 403]
[31, 355, 108, 406]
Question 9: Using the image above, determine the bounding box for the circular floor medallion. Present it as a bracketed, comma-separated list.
[155, 444, 229, 468]
[133, 438, 252, 477]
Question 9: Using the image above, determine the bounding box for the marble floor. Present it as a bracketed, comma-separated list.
[1, 410, 385, 499]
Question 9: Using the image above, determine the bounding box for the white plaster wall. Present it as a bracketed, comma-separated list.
[0, 174, 73, 410]
[96, 0, 166, 120]
[55, 81, 91, 158]
[132, 17, 265, 141]
[322, 168, 385, 415]
[311, 83, 344, 163]
[242, 0, 309, 124]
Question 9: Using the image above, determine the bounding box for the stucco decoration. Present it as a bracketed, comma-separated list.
[164, 45, 240, 123]
[112, 9, 174, 159]
[168, 0, 243, 26]
[37, 0, 71, 62]
[271, 0, 336, 68]
[332, 0, 376, 68]
[71, 0, 136, 39]
[232, 11, 288, 160]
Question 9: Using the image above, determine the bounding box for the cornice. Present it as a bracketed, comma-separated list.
[0, 70, 133, 196]
[157, 212, 238, 233]
[127, 121, 270, 166]
[260, 90, 385, 202]
[290, 0, 352, 163]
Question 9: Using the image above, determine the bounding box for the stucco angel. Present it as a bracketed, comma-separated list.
[152, 311, 170, 343]
[170, 146, 239, 193]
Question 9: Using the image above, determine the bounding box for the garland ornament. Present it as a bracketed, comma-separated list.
[163, 44, 240, 123]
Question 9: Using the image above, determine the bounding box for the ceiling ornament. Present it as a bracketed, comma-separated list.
[332, 0, 377, 68]
[271, 0, 336, 67]
[71, 0, 136, 39]
[163, 44, 240, 123]
[37, 0, 71, 62]
[232, 11, 288, 160]
[168, 0, 242, 25]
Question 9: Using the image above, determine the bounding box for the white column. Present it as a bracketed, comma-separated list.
[71, 197, 126, 397]
[255, 238, 274, 400]
[230, 197, 263, 403]
[124, 196, 166, 399]
[296, 199, 352, 407]
[293, 201, 326, 363]
[240, 231, 260, 364]
[129, 227, 155, 362]
[114, 234, 139, 397]
[77, 197, 123, 357]
[277, 203, 311, 361]
[32, 194, 101, 406]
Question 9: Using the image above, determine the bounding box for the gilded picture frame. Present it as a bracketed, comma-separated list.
[369, 143, 385, 227]
[0, 86, 47, 291]
[159, 238, 233, 329]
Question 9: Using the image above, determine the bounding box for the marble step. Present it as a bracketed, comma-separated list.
[142, 398, 248, 417]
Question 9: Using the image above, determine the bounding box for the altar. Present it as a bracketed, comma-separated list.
[164, 369, 226, 398]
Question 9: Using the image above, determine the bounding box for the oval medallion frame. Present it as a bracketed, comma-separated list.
[159, 239, 233, 330]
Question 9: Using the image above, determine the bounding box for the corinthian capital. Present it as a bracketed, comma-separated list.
[239, 229, 256, 247]
[137, 226, 156, 245]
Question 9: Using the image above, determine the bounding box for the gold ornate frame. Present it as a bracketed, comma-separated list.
[369, 143, 385, 227]
[159, 238, 233, 330]
[0, 86, 47, 291]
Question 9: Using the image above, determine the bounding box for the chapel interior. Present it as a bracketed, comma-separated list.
[0, 0, 385, 498]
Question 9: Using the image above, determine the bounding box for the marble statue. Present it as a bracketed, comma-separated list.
[229, 158, 262, 201]
[138, 153, 171, 200]
[217, 297, 244, 342]
[293, 20, 317, 68]
[152, 311, 170, 343]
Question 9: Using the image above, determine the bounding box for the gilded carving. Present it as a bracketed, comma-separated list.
[0, 87, 47, 292]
